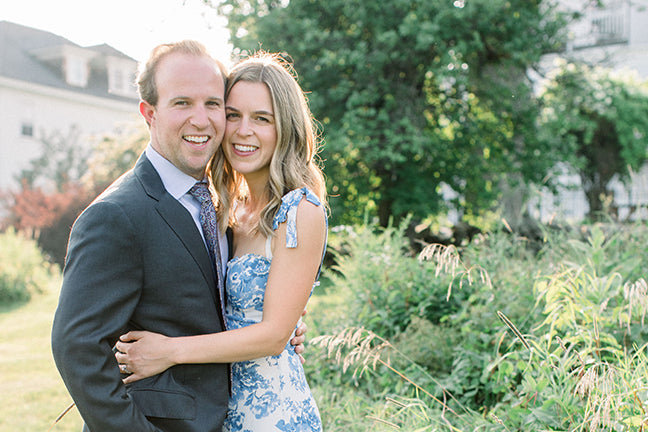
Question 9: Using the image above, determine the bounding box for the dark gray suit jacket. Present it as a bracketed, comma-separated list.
[51, 153, 229, 431]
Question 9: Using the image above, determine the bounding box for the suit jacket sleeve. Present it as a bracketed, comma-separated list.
[51, 200, 162, 432]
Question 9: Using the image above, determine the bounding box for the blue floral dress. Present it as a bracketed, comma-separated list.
[223, 188, 325, 432]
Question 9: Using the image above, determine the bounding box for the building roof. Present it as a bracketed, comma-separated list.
[0, 20, 138, 102]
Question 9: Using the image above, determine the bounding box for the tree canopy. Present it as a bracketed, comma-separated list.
[538, 60, 648, 218]
[213, 0, 571, 226]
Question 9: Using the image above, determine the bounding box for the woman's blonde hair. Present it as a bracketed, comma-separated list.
[210, 51, 326, 236]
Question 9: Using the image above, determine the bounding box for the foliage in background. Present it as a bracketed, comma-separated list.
[15, 126, 89, 192]
[2, 182, 91, 267]
[3, 212, 648, 430]
[538, 60, 648, 219]
[81, 123, 148, 196]
[1, 122, 147, 267]
[0, 228, 60, 304]
[326, 221, 474, 340]
[306, 219, 648, 430]
[2, 181, 84, 236]
[213, 0, 572, 226]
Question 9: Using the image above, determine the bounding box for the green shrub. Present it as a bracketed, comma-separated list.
[0, 228, 59, 304]
[328, 220, 469, 340]
[309, 219, 648, 430]
[490, 223, 648, 430]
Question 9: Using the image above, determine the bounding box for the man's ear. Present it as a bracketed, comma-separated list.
[139, 101, 155, 127]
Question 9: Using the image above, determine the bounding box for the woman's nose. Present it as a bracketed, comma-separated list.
[236, 117, 253, 136]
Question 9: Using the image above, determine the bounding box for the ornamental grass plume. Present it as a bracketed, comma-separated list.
[418, 242, 491, 300]
[623, 278, 648, 331]
[311, 327, 461, 417]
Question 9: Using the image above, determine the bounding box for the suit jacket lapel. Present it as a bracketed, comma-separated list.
[156, 194, 216, 289]
[226, 227, 234, 260]
[133, 154, 221, 309]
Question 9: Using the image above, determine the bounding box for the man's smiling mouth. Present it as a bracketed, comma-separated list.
[184, 135, 210, 144]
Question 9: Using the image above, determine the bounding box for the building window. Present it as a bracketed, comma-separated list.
[110, 68, 125, 93]
[107, 59, 135, 97]
[65, 55, 89, 87]
[571, 0, 630, 49]
[21, 122, 34, 137]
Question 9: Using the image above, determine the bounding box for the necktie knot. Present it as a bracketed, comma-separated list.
[189, 182, 212, 204]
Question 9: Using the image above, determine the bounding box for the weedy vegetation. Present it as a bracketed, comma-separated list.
[305, 220, 648, 431]
[2, 219, 648, 431]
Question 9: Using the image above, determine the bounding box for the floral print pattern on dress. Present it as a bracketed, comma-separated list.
[223, 188, 325, 432]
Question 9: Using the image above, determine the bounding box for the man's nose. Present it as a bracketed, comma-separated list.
[190, 105, 209, 128]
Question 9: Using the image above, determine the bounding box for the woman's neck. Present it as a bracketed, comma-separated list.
[243, 173, 269, 210]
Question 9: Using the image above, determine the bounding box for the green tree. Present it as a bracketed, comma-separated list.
[538, 60, 648, 219]
[81, 123, 148, 195]
[2, 122, 147, 267]
[16, 126, 89, 192]
[213, 0, 570, 226]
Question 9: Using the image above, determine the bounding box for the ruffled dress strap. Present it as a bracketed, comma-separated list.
[272, 187, 324, 248]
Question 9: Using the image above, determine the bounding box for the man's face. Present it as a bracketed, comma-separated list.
[140, 52, 226, 180]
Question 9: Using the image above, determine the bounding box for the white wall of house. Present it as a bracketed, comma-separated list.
[0, 76, 139, 192]
[565, 1, 648, 78]
[531, 0, 648, 222]
[529, 164, 648, 223]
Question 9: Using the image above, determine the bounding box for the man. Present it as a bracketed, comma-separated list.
[51, 40, 304, 431]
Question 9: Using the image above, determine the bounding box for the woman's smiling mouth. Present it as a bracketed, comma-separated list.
[233, 144, 258, 153]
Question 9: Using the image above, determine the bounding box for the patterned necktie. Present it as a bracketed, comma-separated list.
[189, 182, 225, 319]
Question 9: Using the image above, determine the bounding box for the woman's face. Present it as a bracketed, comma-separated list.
[222, 81, 277, 180]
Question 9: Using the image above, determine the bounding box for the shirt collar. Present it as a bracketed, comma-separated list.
[145, 144, 205, 199]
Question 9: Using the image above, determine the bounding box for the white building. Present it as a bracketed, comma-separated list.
[531, 0, 648, 222]
[0, 21, 139, 193]
[564, 0, 648, 75]
[535, 0, 648, 79]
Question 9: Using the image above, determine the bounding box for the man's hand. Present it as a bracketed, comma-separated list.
[290, 310, 308, 364]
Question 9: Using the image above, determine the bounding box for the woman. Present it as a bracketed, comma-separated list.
[115, 52, 327, 430]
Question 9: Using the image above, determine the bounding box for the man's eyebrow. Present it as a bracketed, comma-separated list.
[168, 95, 191, 103]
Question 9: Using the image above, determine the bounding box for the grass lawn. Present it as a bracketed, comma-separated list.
[0, 280, 83, 432]
[0, 274, 342, 432]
